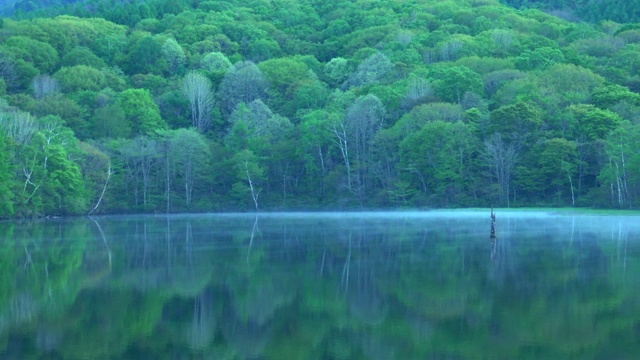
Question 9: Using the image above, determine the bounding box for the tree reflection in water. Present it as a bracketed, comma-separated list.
[1, 212, 640, 359]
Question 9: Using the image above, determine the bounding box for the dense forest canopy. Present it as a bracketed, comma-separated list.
[499, 0, 640, 23]
[5, 0, 640, 23]
[2, 0, 640, 217]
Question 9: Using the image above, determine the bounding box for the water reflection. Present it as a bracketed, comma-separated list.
[0, 211, 639, 359]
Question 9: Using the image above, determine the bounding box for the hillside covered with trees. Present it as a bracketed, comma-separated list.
[500, 0, 640, 23]
[1, 0, 640, 217]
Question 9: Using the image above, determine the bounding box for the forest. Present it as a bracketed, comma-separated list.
[2, 0, 640, 217]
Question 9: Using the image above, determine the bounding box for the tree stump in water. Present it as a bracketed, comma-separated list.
[490, 207, 496, 239]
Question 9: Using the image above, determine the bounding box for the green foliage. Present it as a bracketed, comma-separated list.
[117, 88, 167, 136]
[518, 138, 578, 202]
[429, 65, 484, 103]
[40, 142, 87, 213]
[323, 57, 352, 87]
[2, 0, 640, 215]
[501, 0, 640, 24]
[343, 51, 394, 89]
[1, 36, 59, 73]
[29, 94, 87, 135]
[218, 61, 268, 118]
[591, 84, 640, 109]
[161, 37, 186, 73]
[489, 101, 543, 141]
[124, 35, 165, 75]
[567, 104, 623, 141]
[231, 149, 266, 209]
[90, 103, 130, 138]
[166, 128, 211, 208]
[199, 51, 231, 86]
[60, 46, 106, 68]
[399, 120, 475, 206]
[54, 65, 106, 93]
[0, 133, 15, 217]
[4, 15, 127, 55]
[514, 46, 565, 71]
[538, 63, 605, 106]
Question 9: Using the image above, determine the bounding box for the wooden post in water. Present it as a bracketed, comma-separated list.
[490, 206, 496, 239]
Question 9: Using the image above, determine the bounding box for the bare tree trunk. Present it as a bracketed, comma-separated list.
[244, 159, 261, 211]
[331, 122, 352, 192]
[566, 170, 575, 206]
[89, 216, 112, 267]
[247, 215, 259, 263]
[620, 145, 630, 207]
[89, 163, 112, 215]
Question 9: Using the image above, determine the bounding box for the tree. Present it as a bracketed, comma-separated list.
[117, 88, 167, 136]
[200, 52, 232, 73]
[484, 133, 518, 207]
[402, 75, 433, 110]
[0, 132, 14, 217]
[200, 51, 232, 86]
[8, 115, 87, 216]
[54, 65, 106, 93]
[32, 74, 60, 99]
[2, 36, 59, 73]
[39, 142, 87, 214]
[489, 101, 543, 144]
[5, 57, 39, 92]
[29, 94, 88, 139]
[536, 138, 578, 205]
[294, 78, 330, 112]
[299, 110, 335, 200]
[248, 38, 282, 62]
[399, 120, 475, 206]
[0, 51, 19, 92]
[538, 63, 604, 106]
[78, 141, 112, 215]
[599, 121, 640, 207]
[483, 69, 527, 96]
[258, 57, 312, 116]
[567, 104, 622, 141]
[232, 149, 266, 211]
[116, 136, 159, 208]
[60, 46, 106, 69]
[591, 84, 640, 109]
[90, 103, 130, 139]
[343, 52, 394, 89]
[167, 128, 211, 208]
[124, 35, 165, 75]
[218, 61, 268, 119]
[182, 71, 214, 132]
[339, 94, 386, 203]
[323, 57, 352, 87]
[395, 103, 469, 149]
[227, 100, 294, 147]
[156, 90, 192, 129]
[0, 109, 38, 147]
[162, 38, 186, 74]
[514, 47, 565, 71]
[430, 65, 483, 103]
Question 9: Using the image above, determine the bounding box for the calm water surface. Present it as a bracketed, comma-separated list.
[1, 211, 639, 359]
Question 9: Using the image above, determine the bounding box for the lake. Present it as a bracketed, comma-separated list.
[1, 211, 639, 359]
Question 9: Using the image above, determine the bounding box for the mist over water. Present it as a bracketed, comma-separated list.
[1, 211, 639, 359]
